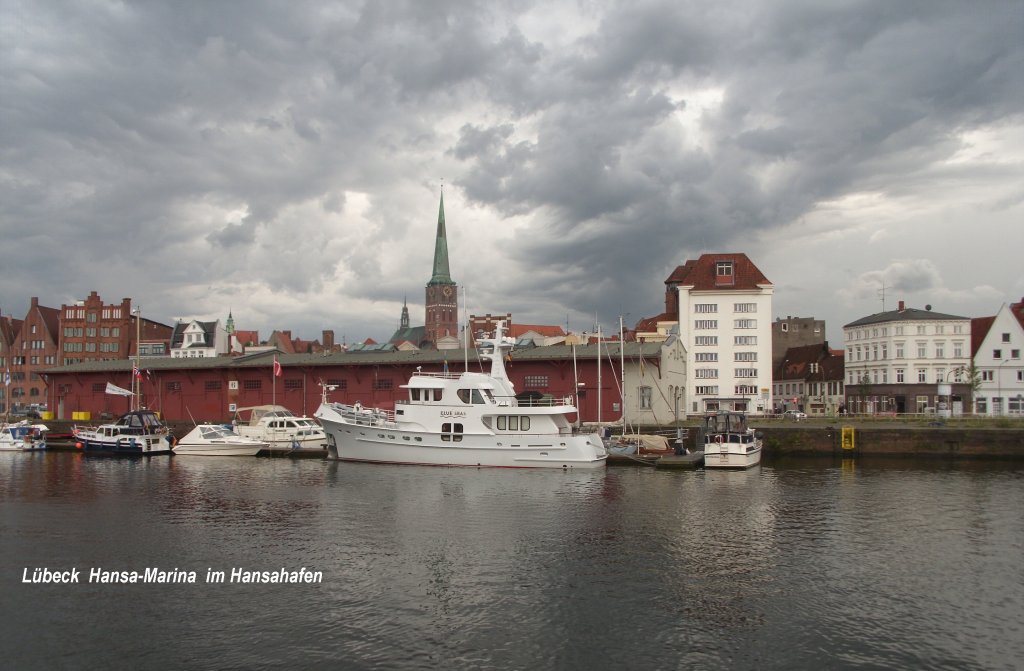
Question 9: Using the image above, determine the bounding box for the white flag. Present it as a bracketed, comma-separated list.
[105, 382, 134, 397]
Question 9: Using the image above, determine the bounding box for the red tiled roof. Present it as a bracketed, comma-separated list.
[1012, 299, 1024, 331]
[971, 316, 995, 357]
[509, 324, 565, 338]
[666, 253, 771, 291]
[634, 312, 674, 333]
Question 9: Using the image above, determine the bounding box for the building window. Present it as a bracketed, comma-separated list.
[284, 379, 302, 390]
[1012, 350, 1020, 359]
[716, 261, 733, 277]
[954, 343, 963, 358]
[166, 382, 182, 391]
[244, 380, 262, 390]
[735, 336, 757, 345]
[694, 369, 718, 379]
[694, 303, 718, 313]
[327, 379, 347, 389]
[917, 370, 927, 383]
[523, 375, 549, 388]
[639, 386, 652, 409]
[734, 368, 758, 378]
[734, 352, 758, 362]
[91, 383, 105, 392]
[981, 371, 994, 382]
[734, 319, 757, 329]
[204, 380, 222, 391]
[993, 349, 1002, 359]
[695, 353, 718, 362]
[895, 344, 904, 359]
[977, 398, 987, 413]
[935, 344, 944, 359]
[374, 379, 393, 391]
[734, 303, 757, 313]
[695, 320, 718, 330]
[695, 336, 718, 346]
[1003, 333, 1011, 343]
[896, 369, 904, 383]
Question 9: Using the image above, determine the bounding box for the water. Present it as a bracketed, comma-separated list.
[2, 452, 1022, 670]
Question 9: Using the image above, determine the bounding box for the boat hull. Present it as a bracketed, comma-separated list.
[172, 443, 264, 457]
[322, 422, 606, 469]
[703, 444, 762, 469]
[78, 436, 173, 456]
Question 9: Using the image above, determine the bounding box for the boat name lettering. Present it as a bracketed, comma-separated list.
[440, 411, 467, 418]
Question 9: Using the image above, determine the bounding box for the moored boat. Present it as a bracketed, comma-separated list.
[0, 421, 48, 451]
[314, 322, 607, 469]
[73, 410, 174, 456]
[233, 405, 326, 449]
[173, 424, 268, 456]
[700, 411, 762, 469]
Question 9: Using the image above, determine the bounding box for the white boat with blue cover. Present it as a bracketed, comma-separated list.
[0, 421, 48, 451]
[73, 410, 173, 456]
[314, 322, 607, 469]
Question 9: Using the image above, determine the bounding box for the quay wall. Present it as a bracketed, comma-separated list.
[756, 426, 1024, 460]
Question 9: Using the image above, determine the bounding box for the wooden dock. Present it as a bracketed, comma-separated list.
[654, 451, 705, 469]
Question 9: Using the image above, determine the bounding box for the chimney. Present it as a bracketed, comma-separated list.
[322, 330, 334, 350]
[898, 300, 905, 311]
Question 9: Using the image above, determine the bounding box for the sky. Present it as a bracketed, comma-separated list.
[2, 0, 1022, 346]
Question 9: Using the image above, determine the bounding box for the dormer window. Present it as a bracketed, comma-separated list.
[715, 260, 735, 286]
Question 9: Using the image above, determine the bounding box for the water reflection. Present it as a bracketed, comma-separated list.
[1, 453, 1022, 670]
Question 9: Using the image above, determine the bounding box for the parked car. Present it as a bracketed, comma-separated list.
[783, 410, 807, 420]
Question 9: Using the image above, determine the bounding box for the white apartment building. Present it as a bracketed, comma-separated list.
[971, 300, 1024, 416]
[170, 319, 229, 358]
[843, 301, 971, 414]
[666, 253, 774, 416]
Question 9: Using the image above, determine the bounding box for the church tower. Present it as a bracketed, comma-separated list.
[425, 190, 458, 345]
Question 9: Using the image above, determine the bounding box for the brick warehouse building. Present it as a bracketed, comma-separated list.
[42, 341, 670, 424]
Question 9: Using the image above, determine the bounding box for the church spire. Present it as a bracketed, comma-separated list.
[428, 190, 451, 285]
[400, 296, 410, 329]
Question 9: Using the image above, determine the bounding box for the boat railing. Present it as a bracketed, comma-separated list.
[411, 371, 461, 379]
[497, 395, 575, 408]
[330, 403, 397, 427]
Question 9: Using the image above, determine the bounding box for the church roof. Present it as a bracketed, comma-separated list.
[428, 191, 453, 285]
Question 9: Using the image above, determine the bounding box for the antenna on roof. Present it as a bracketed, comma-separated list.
[878, 281, 889, 312]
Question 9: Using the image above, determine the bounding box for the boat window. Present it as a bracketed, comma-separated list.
[520, 416, 530, 431]
[497, 416, 506, 430]
[509, 416, 519, 431]
[411, 388, 421, 402]
[457, 389, 471, 404]
[441, 423, 464, 442]
[471, 389, 485, 404]
[482, 389, 495, 403]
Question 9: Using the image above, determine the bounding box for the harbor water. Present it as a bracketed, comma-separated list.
[2, 452, 1022, 670]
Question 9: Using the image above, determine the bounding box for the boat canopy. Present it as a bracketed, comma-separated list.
[704, 412, 749, 433]
[235, 405, 296, 423]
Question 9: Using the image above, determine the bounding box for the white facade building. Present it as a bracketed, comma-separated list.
[665, 254, 773, 416]
[170, 319, 229, 358]
[843, 301, 971, 415]
[972, 300, 1024, 416]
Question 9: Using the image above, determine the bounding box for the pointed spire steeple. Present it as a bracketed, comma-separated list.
[400, 296, 410, 329]
[428, 190, 451, 285]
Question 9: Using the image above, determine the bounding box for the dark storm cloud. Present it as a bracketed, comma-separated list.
[1, 0, 1021, 339]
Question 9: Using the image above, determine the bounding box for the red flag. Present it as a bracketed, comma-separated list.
[273, 357, 282, 377]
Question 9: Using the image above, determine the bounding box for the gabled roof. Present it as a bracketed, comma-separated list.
[172, 320, 218, 349]
[971, 316, 996, 357]
[845, 306, 968, 328]
[665, 253, 772, 291]
[388, 325, 428, 347]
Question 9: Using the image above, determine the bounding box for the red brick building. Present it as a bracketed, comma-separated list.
[59, 291, 173, 364]
[6, 297, 61, 412]
[42, 344, 660, 424]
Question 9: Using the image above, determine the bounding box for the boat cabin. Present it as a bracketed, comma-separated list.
[110, 410, 166, 435]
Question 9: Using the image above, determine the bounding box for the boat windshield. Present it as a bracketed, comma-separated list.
[200, 426, 234, 439]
